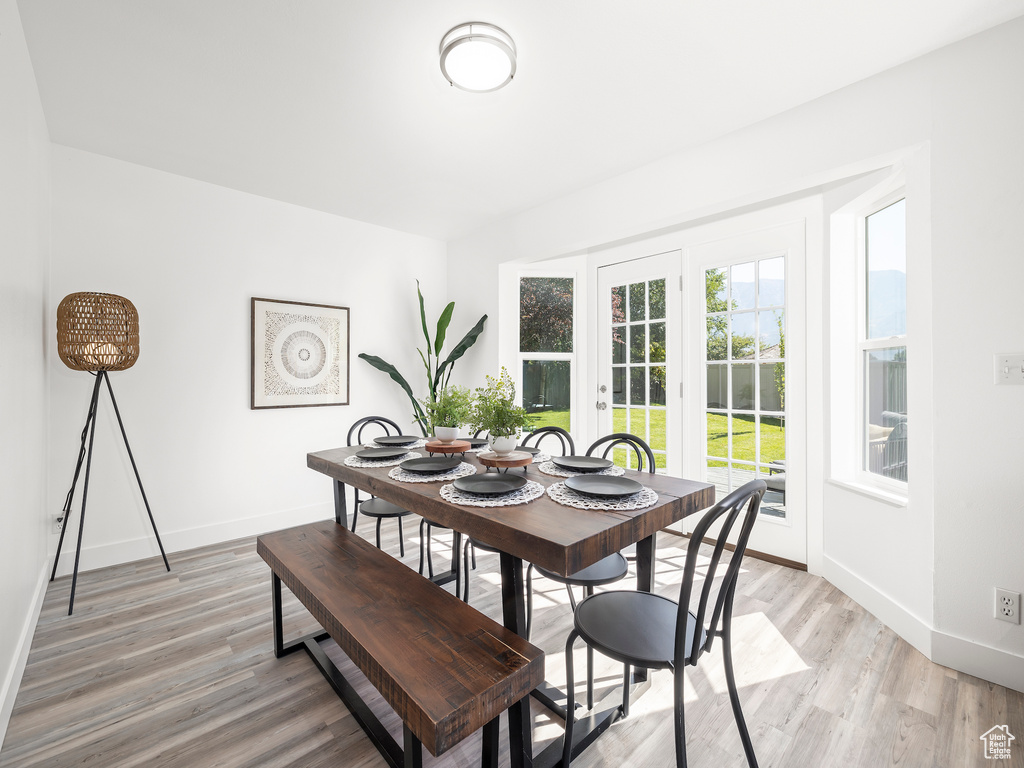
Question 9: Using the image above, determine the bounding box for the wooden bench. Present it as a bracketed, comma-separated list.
[256, 520, 545, 768]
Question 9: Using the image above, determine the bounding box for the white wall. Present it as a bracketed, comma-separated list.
[0, 0, 51, 740]
[449, 17, 1024, 689]
[48, 146, 448, 575]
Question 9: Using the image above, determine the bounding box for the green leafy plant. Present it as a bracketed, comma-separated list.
[359, 281, 487, 436]
[470, 367, 533, 438]
[421, 385, 472, 430]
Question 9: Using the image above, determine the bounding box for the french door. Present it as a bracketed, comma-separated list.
[596, 252, 682, 476]
[685, 221, 806, 564]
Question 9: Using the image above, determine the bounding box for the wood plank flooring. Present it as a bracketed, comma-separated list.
[2, 518, 1021, 767]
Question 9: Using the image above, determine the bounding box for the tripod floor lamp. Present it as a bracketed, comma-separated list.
[52, 292, 170, 615]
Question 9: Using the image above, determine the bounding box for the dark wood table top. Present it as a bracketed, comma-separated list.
[308, 446, 714, 576]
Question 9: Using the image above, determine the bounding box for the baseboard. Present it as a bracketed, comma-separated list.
[0, 561, 50, 747]
[51, 502, 334, 578]
[932, 631, 1024, 694]
[822, 554, 933, 658]
[669, 529, 808, 572]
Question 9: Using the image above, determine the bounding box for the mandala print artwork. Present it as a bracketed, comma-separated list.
[251, 298, 350, 408]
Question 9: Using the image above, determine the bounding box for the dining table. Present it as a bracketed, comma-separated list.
[307, 442, 714, 768]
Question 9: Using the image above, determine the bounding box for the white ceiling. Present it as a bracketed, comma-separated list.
[17, 0, 1024, 241]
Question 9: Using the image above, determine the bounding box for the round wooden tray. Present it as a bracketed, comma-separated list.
[477, 451, 534, 469]
[424, 439, 471, 454]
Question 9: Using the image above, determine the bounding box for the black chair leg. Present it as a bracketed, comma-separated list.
[722, 611, 758, 767]
[352, 491, 360, 533]
[397, 516, 405, 557]
[525, 563, 535, 640]
[375, 516, 383, 550]
[562, 629, 579, 768]
[418, 519, 427, 575]
[674, 668, 688, 768]
[585, 585, 593, 708]
[621, 663, 630, 718]
[462, 539, 471, 602]
[426, 526, 435, 577]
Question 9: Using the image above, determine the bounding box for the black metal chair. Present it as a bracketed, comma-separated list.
[524, 433, 654, 705]
[346, 416, 414, 556]
[560, 479, 767, 768]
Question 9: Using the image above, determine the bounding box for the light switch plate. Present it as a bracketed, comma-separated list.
[994, 354, 1024, 385]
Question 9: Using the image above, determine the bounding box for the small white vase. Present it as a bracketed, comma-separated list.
[434, 426, 459, 444]
[489, 434, 518, 457]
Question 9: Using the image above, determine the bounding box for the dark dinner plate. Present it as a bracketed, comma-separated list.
[453, 473, 528, 496]
[515, 445, 541, 455]
[466, 437, 488, 448]
[564, 475, 643, 499]
[551, 455, 614, 473]
[356, 447, 409, 461]
[374, 435, 420, 446]
[400, 457, 461, 474]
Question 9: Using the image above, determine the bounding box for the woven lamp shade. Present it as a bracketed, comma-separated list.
[57, 292, 140, 372]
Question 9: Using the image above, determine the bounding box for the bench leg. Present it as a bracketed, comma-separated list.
[482, 716, 499, 768]
[403, 725, 423, 768]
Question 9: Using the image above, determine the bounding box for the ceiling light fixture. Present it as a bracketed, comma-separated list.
[439, 22, 516, 93]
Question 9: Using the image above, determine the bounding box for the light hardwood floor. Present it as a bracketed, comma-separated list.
[2, 519, 1021, 767]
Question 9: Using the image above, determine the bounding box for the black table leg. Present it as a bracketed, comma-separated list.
[499, 552, 533, 768]
[633, 534, 656, 683]
[334, 479, 347, 527]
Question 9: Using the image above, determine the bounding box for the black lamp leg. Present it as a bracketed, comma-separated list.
[102, 372, 170, 572]
[68, 375, 103, 616]
[51, 372, 102, 583]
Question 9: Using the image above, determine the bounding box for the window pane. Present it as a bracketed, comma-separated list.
[520, 277, 573, 353]
[758, 363, 785, 412]
[865, 347, 908, 481]
[629, 282, 646, 322]
[759, 256, 786, 307]
[758, 309, 784, 359]
[650, 367, 666, 406]
[731, 312, 755, 360]
[731, 262, 755, 310]
[760, 416, 786, 464]
[650, 408, 666, 450]
[707, 412, 728, 459]
[707, 316, 727, 361]
[732, 414, 755, 463]
[866, 199, 907, 339]
[707, 365, 727, 409]
[612, 406, 628, 433]
[612, 367, 626, 405]
[630, 408, 648, 444]
[732, 363, 755, 410]
[611, 285, 626, 324]
[612, 326, 626, 364]
[630, 367, 647, 405]
[630, 324, 646, 363]
[522, 361, 570, 430]
[707, 459, 729, 499]
[649, 322, 666, 362]
[649, 278, 666, 320]
[706, 268, 727, 312]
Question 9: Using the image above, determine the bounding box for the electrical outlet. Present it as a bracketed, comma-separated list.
[52, 515, 63, 535]
[995, 588, 1020, 624]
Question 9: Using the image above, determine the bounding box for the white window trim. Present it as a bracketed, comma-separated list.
[515, 272, 578, 438]
[855, 188, 908, 492]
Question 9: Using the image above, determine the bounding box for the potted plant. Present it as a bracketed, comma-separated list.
[470, 368, 533, 456]
[422, 386, 472, 443]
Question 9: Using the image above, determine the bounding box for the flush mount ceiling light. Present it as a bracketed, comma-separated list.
[439, 22, 516, 93]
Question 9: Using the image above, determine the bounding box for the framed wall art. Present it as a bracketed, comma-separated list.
[251, 297, 350, 409]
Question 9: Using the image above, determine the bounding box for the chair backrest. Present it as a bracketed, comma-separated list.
[585, 433, 656, 474]
[676, 479, 766, 668]
[522, 425, 575, 456]
[347, 416, 403, 447]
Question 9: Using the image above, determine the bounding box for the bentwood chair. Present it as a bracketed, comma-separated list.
[346, 416, 414, 556]
[560, 479, 767, 768]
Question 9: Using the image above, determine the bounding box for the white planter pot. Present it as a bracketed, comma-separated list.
[434, 426, 460, 444]
[489, 434, 518, 457]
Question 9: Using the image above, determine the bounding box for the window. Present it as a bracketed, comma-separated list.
[860, 197, 907, 483]
[519, 277, 574, 433]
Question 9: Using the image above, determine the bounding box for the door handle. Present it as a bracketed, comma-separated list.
[596, 401, 607, 410]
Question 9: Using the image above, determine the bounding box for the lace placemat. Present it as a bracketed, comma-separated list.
[546, 481, 658, 511]
[345, 452, 421, 468]
[440, 480, 546, 507]
[389, 462, 478, 483]
[363, 439, 427, 450]
[537, 461, 625, 478]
